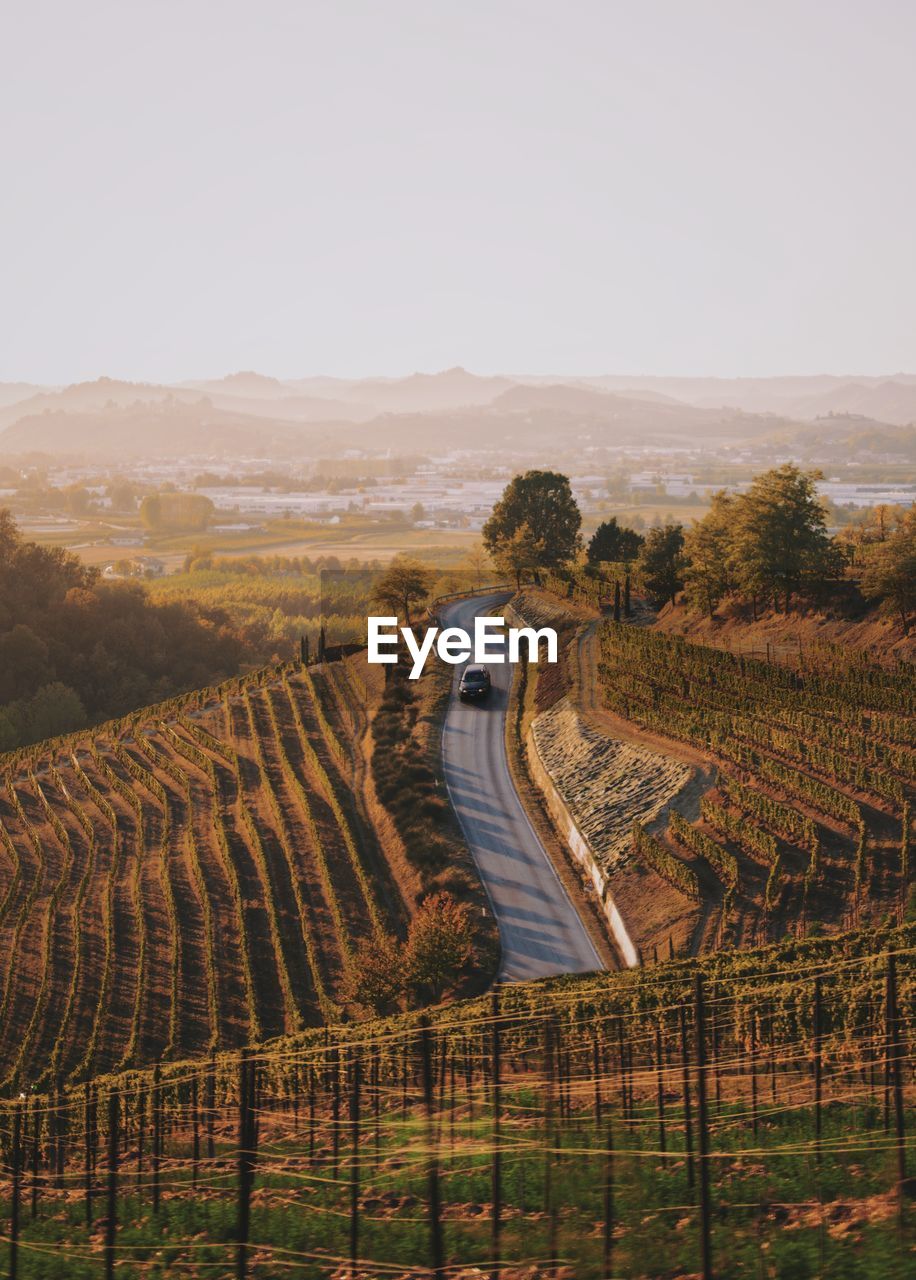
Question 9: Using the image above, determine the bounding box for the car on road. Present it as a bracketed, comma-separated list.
[459, 665, 491, 703]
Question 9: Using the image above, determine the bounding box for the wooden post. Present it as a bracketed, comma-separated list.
[813, 977, 823, 1165]
[592, 1031, 603, 1127]
[56, 1083, 68, 1187]
[464, 1037, 474, 1123]
[236, 1051, 256, 1280]
[206, 1053, 217, 1163]
[750, 1013, 759, 1140]
[373, 1049, 382, 1160]
[191, 1075, 200, 1190]
[419, 1016, 445, 1280]
[602, 1117, 614, 1280]
[10, 1099, 21, 1280]
[84, 1081, 94, 1228]
[616, 1017, 628, 1123]
[105, 1088, 119, 1280]
[136, 1079, 146, 1194]
[309, 1066, 316, 1164]
[886, 953, 907, 1223]
[436, 1035, 448, 1146]
[680, 998, 695, 1187]
[152, 1063, 162, 1215]
[768, 1006, 777, 1103]
[491, 987, 502, 1280]
[694, 975, 713, 1280]
[655, 1020, 667, 1164]
[348, 1053, 362, 1276]
[29, 1097, 40, 1220]
[544, 1019, 558, 1266]
[711, 993, 721, 1115]
[449, 1050, 457, 1152]
[331, 1047, 341, 1180]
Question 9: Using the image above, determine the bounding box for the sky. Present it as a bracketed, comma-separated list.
[2, 1, 915, 384]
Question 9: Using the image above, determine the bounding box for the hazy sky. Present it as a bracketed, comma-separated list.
[3, 1, 915, 384]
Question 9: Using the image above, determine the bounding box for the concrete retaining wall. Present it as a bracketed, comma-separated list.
[525, 723, 640, 968]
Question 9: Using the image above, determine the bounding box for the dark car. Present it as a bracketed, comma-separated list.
[459, 665, 491, 702]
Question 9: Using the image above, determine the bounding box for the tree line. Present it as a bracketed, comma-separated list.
[0, 510, 253, 750]
[479, 464, 916, 632]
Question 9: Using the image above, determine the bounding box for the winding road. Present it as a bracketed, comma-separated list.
[440, 593, 603, 982]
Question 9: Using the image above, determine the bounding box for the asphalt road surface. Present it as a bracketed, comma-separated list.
[440, 592, 603, 982]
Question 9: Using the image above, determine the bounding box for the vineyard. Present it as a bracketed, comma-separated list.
[0, 657, 409, 1088]
[597, 623, 914, 944]
[0, 926, 910, 1277]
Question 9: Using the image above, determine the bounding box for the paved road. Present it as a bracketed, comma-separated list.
[440, 593, 603, 982]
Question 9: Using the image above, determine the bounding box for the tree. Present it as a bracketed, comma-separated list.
[24, 682, 86, 741]
[341, 934, 406, 1014]
[482, 470, 581, 576]
[725, 465, 842, 612]
[410, 502, 426, 525]
[140, 492, 215, 533]
[683, 491, 735, 616]
[637, 524, 686, 607]
[463, 543, 491, 591]
[405, 892, 475, 1002]
[0, 509, 252, 749]
[64, 485, 93, 516]
[587, 518, 643, 564]
[106, 479, 139, 513]
[0, 625, 50, 704]
[371, 556, 432, 624]
[861, 512, 916, 633]
[492, 522, 545, 589]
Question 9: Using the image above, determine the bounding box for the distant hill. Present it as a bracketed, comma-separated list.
[0, 377, 206, 435]
[582, 373, 916, 421]
[342, 384, 777, 454]
[3, 368, 914, 460]
[782, 379, 916, 425]
[769, 417, 916, 463]
[0, 382, 49, 410]
[0, 399, 322, 460]
[340, 365, 514, 412]
[184, 371, 292, 398]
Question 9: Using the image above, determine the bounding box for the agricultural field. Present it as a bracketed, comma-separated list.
[48, 514, 482, 574]
[146, 565, 374, 654]
[0, 657, 411, 1088]
[596, 623, 914, 948]
[0, 927, 910, 1278]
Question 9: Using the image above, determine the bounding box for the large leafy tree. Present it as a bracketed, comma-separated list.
[483, 470, 581, 575]
[861, 511, 916, 633]
[587, 517, 643, 564]
[726, 465, 842, 611]
[683, 491, 735, 616]
[405, 892, 475, 1002]
[492, 522, 546, 588]
[371, 556, 433, 624]
[637, 524, 686, 607]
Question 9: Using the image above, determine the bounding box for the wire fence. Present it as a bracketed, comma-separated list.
[0, 944, 912, 1277]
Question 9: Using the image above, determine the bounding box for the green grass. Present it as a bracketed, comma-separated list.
[3, 1087, 909, 1278]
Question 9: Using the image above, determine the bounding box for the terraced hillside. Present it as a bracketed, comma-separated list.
[0, 659, 407, 1087]
[597, 624, 915, 946]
